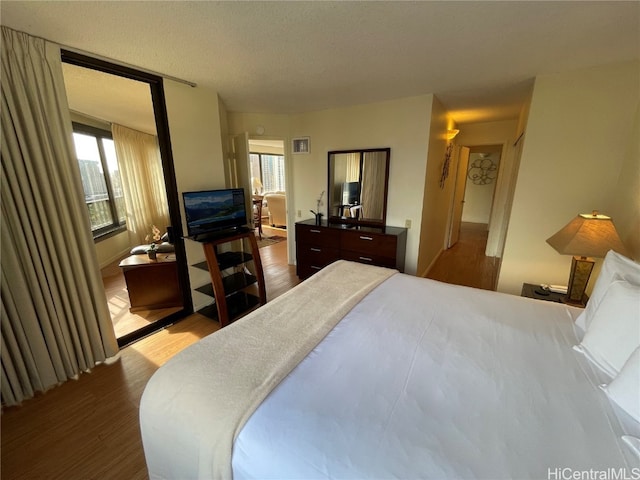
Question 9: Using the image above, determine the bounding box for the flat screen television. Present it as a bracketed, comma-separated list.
[342, 181, 360, 205]
[182, 188, 247, 239]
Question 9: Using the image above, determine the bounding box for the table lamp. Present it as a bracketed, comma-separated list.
[546, 211, 628, 306]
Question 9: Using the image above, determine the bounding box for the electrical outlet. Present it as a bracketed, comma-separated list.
[405, 219, 412, 229]
[297, 210, 302, 217]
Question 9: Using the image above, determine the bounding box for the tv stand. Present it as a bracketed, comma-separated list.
[191, 230, 266, 327]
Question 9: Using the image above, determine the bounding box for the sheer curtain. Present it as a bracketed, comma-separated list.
[111, 124, 169, 244]
[1, 27, 118, 406]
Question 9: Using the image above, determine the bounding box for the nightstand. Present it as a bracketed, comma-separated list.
[521, 283, 586, 308]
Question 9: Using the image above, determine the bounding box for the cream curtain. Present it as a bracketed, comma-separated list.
[345, 153, 360, 182]
[1, 27, 118, 406]
[111, 124, 169, 244]
[361, 151, 386, 220]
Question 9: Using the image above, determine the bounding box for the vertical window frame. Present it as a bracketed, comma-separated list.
[72, 122, 126, 241]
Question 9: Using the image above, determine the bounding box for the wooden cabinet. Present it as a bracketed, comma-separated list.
[295, 219, 407, 279]
[119, 253, 182, 312]
[192, 230, 266, 327]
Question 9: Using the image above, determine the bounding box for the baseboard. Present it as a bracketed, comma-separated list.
[99, 247, 131, 269]
[420, 248, 444, 278]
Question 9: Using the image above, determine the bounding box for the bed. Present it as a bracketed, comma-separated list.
[140, 254, 640, 479]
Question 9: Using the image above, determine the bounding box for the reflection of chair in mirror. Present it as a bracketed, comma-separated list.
[349, 205, 363, 219]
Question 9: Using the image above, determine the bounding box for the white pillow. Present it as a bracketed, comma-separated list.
[576, 250, 640, 331]
[578, 279, 640, 377]
[604, 347, 640, 423]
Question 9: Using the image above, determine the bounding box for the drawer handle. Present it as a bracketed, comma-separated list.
[310, 229, 321, 233]
[359, 256, 373, 262]
[310, 247, 321, 252]
[359, 235, 373, 241]
[311, 265, 321, 270]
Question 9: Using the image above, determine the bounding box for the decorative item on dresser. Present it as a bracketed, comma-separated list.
[295, 219, 407, 279]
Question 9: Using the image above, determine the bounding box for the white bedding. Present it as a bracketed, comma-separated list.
[141, 266, 639, 479]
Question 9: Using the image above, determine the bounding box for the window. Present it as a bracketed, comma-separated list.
[72, 123, 126, 238]
[249, 153, 285, 193]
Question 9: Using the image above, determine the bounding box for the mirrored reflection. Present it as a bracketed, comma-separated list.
[328, 148, 389, 226]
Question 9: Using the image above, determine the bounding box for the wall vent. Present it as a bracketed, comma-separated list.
[292, 137, 310, 154]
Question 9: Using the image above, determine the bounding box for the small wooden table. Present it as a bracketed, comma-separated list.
[521, 283, 587, 308]
[119, 253, 182, 312]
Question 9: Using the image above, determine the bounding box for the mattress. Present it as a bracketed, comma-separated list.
[141, 262, 639, 479]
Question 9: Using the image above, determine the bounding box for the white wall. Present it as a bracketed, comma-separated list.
[461, 152, 500, 224]
[164, 80, 227, 310]
[498, 61, 640, 295]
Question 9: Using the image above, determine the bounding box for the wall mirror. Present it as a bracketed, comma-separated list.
[328, 148, 390, 227]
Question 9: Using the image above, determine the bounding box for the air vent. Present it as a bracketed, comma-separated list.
[292, 137, 310, 154]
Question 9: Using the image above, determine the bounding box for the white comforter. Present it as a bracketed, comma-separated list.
[232, 274, 637, 479]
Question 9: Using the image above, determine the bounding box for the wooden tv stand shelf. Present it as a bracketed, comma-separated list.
[191, 229, 266, 327]
[295, 219, 407, 279]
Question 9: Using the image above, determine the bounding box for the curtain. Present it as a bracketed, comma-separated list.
[1, 27, 119, 406]
[345, 153, 360, 183]
[111, 124, 169, 244]
[361, 151, 385, 220]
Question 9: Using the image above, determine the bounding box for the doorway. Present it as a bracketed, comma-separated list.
[447, 144, 503, 250]
[60, 51, 192, 347]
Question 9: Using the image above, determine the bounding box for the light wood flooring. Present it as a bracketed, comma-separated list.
[425, 222, 501, 290]
[1, 239, 297, 480]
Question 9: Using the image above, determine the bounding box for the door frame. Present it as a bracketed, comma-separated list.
[61, 50, 193, 347]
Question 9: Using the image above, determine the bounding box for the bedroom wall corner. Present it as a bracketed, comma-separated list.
[497, 60, 640, 295]
[416, 95, 450, 276]
[163, 80, 227, 310]
[604, 100, 640, 261]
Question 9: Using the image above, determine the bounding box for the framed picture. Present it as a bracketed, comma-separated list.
[292, 137, 310, 154]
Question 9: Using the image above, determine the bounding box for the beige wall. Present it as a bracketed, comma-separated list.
[164, 80, 227, 310]
[498, 60, 640, 294]
[604, 103, 640, 259]
[416, 96, 451, 275]
[230, 95, 433, 275]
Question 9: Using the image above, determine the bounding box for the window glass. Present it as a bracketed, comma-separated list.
[72, 126, 125, 237]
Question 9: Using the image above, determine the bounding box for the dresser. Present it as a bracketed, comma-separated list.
[295, 219, 407, 279]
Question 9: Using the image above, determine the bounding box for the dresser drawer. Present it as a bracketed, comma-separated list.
[340, 229, 397, 257]
[341, 249, 397, 269]
[296, 224, 340, 248]
[297, 245, 340, 268]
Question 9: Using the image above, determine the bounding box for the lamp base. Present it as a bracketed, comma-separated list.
[565, 256, 594, 307]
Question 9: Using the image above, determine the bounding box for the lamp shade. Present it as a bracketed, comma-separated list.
[546, 212, 628, 258]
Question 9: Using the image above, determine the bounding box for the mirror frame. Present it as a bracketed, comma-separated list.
[327, 147, 390, 227]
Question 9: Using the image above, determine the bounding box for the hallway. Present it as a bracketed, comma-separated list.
[425, 222, 501, 291]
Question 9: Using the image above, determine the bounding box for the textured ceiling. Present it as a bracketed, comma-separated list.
[2, 1, 638, 126]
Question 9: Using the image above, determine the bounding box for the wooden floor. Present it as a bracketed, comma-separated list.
[1, 239, 298, 480]
[425, 222, 501, 291]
